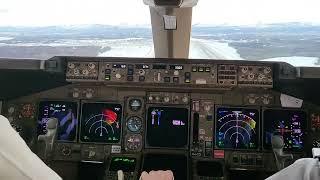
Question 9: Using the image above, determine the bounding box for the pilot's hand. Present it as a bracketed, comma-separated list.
[140, 170, 174, 180]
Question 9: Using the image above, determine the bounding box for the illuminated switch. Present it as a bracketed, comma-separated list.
[164, 77, 171, 83]
[105, 69, 111, 74]
[192, 66, 197, 72]
[205, 67, 211, 72]
[105, 75, 111, 81]
[198, 67, 204, 72]
[185, 72, 191, 83]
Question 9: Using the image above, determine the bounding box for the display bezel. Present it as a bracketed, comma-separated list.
[214, 105, 260, 151]
[37, 99, 80, 143]
[79, 101, 123, 145]
[262, 108, 307, 152]
[145, 105, 190, 150]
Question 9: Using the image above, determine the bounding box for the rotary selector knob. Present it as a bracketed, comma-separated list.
[155, 96, 160, 101]
[139, 69, 145, 75]
[258, 74, 265, 80]
[82, 69, 89, 75]
[262, 95, 272, 105]
[74, 69, 80, 75]
[164, 96, 170, 103]
[174, 70, 179, 76]
[68, 63, 75, 69]
[73, 91, 80, 98]
[116, 73, 122, 79]
[8, 107, 15, 114]
[241, 66, 248, 73]
[182, 96, 189, 103]
[61, 146, 72, 156]
[264, 67, 271, 74]
[88, 63, 95, 69]
[247, 94, 258, 104]
[248, 72, 255, 80]
[86, 92, 93, 99]
[204, 105, 211, 112]
[148, 96, 153, 101]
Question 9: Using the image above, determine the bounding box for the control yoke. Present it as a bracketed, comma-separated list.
[271, 135, 293, 170]
[38, 118, 58, 159]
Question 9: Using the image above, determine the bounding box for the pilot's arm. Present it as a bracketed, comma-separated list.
[266, 158, 320, 180]
[0, 115, 62, 180]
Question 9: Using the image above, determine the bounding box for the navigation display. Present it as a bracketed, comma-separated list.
[37, 101, 78, 142]
[109, 157, 137, 172]
[146, 107, 189, 148]
[216, 107, 259, 149]
[264, 109, 306, 151]
[80, 103, 122, 143]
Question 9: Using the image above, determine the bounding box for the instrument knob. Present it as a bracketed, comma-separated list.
[116, 73, 122, 79]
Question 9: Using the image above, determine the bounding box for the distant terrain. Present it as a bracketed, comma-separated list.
[0, 23, 319, 65]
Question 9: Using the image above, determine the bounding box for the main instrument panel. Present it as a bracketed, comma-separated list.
[1, 57, 319, 180]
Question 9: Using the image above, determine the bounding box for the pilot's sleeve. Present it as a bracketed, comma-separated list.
[0, 115, 62, 180]
[266, 158, 320, 180]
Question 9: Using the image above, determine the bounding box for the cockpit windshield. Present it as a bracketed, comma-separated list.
[0, 0, 319, 67]
[191, 0, 320, 67]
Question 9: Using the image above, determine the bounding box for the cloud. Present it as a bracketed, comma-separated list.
[0, 9, 9, 13]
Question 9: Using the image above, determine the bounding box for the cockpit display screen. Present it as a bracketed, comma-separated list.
[37, 101, 78, 142]
[80, 103, 122, 143]
[109, 157, 137, 172]
[216, 107, 259, 149]
[263, 109, 306, 151]
[146, 107, 189, 148]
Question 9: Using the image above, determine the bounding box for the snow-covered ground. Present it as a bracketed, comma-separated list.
[189, 38, 243, 60]
[261, 57, 320, 67]
[0, 36, 319, 67]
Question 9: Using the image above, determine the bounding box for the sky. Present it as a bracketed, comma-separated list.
[0, 0, 319, 26]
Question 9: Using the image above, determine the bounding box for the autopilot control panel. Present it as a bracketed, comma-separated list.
[1, 57, 319, 180]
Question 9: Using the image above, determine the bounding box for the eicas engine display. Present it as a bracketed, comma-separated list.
[146, 107, 189, 148]
[37, 101, 78, 142]
[80, 102, 122, 143]
[216, 107, 259, 149]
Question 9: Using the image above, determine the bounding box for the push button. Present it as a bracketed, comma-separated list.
[164, 77, 171, 83]
[105, 75, 111, 80]
[139, 76, 145, 81]
[173, 77, 179, 83]
[205, 141, 212, 148]
[127, 76, 133, 81]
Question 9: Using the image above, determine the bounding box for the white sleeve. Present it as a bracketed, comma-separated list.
[0, 115, 62, 180]
[266, 158, 320, 180]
